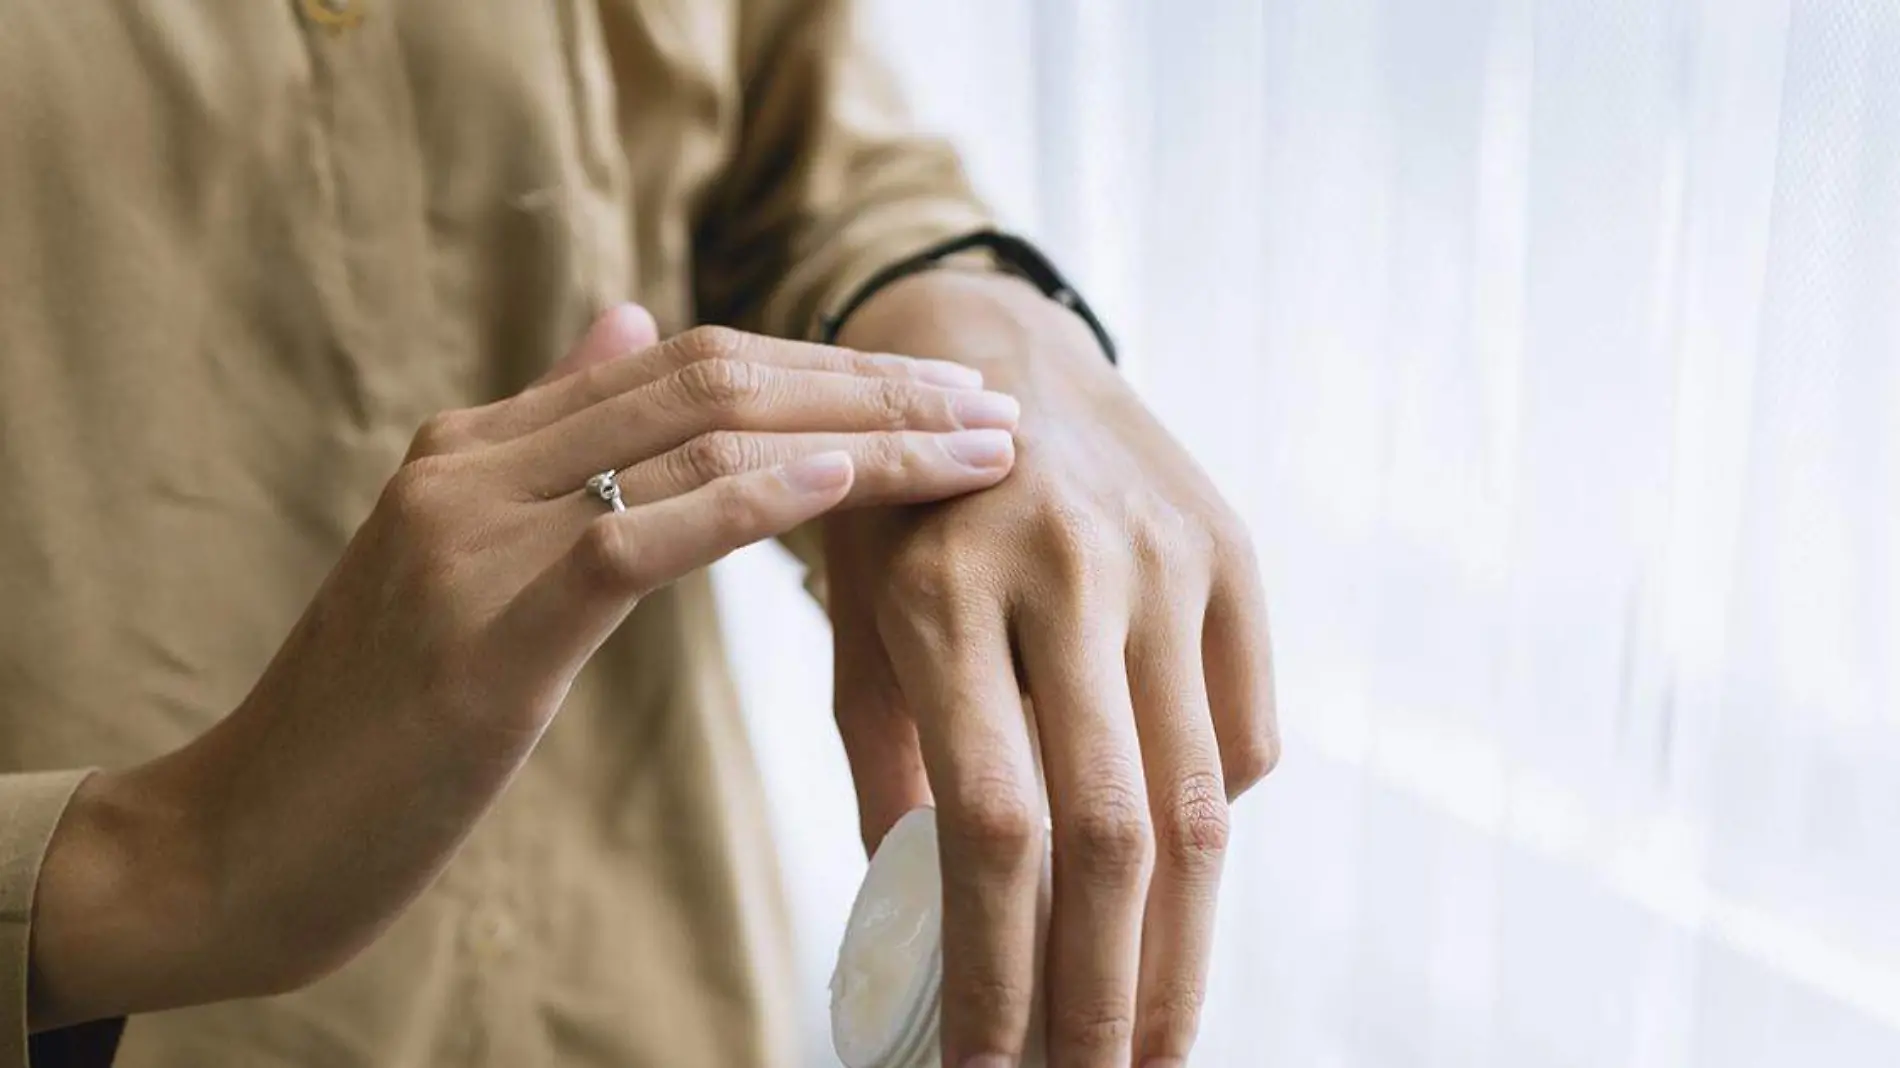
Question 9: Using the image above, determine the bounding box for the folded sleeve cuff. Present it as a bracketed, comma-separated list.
[0, 770, 115, 1068]
[772, 199, 994, 344]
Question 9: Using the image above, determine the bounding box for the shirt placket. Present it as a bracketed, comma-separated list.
[289, 4, 532, 1066]
[291, 0, 447, 435]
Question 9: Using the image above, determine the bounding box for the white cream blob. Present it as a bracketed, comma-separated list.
[831, 808, 944, 1068]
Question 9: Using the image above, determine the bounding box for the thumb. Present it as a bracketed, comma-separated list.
[534, 302, 661, 386]
[827, 531, 933, 853]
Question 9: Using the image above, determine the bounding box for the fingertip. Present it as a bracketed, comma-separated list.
[594, 301, 661, 354]
[537, 302, 662, 386]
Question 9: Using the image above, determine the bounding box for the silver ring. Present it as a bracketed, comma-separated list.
[585, 470, 626, 514]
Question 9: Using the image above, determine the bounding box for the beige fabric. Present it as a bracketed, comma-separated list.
[0, 1, 987, 1065]
[0, 774, 91, 1068]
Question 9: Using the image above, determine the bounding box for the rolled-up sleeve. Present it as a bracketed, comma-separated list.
[693, 0, 992, 343]
[694, 0, 993, 582]
[0, 771, 118, 1068]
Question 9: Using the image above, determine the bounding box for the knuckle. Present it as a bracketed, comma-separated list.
[878, 547, 998, 652]
[710, 477, 770, 533]
[678, 324, 748, 364]
[1210, 507, 1260, 573]
[677, 357, 763, 416]
[887, 542, 956, 602]
[382, 457, 454, 523]
[1038, 507, 1124, 590]
[1140, 977, 1208, 1048]
[1225, 726, 1282, 796]
[1158, 771, 1231, 872]
[572, 515, 646, 594]
[858, 432, 910, 476]
[1130, 516, 1170, 575]
[870, 377, 916, 429]
[1127, 499, 1206, 582]
[883, 539, 970, 621]
[1062, 786, 1154, 884]
[875, 530, 1003, 650]
[407, 409, 475, 459]
[377, 458, 477, 598]
[680, 431, 756, 482]
[1052, 994, 1136, 1053]
[943, 790, 1043, 871]
[945, 973, 1036, 1035]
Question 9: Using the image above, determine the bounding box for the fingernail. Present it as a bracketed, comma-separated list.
[915, 359, 985, 389]
[781, 451, 853, 494]
[952, 390, 1021, 429]
[942, 429, 1015, 469]
[870, 354, 985, 389]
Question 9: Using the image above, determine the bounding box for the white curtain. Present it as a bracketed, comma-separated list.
[718, 0, 1900, 1063]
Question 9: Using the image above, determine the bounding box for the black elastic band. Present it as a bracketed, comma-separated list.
[818, 229, 1117, 365]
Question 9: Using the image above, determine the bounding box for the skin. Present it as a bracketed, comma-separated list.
[829, 270, 1280, 1068]
[27, 304, 1028, 1030]
[31, 267, 1282, 1066]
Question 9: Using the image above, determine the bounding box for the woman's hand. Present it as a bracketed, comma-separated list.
[827, 273, 1277, 1068]
[28, 305, 1021, 1029]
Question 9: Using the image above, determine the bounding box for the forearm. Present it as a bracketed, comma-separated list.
[31, 669, 546, 1032]
[28, 613, 536, 1032]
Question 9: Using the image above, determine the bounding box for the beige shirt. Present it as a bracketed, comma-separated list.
[0, 1, 987, 1064]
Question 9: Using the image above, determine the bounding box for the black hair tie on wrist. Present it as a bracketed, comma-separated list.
[817, 228, 1118, 366]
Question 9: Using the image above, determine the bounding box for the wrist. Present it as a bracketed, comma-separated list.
[835, 269, 1112, 398]
[30, 763, 220, 1029]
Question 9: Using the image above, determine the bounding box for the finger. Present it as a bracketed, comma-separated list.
[496, 452, 855, 680]
[827, 517, 935, 852]
[1128, 607, 1227, 1066]
[1204, 543, 1280, 799]
[1021, 593, 1151, 1067]
[879, 597, 1043, 1065]
[496, 324, 985, 443]
[417, 304, 660, 457]
[832, 645, 935, 854]
[530, 302, 661, 387]
[509, 360, 1020, 497]
[612, 429, 1016, 512]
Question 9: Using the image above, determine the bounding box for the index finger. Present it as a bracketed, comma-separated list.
[490, 325, 985, 445]
[882, 608, 1044, 1066]
[527, 302, 661, 388]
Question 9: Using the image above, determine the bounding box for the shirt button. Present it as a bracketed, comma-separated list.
[299, 0, 365, 32]
[468, 906, 518, 959]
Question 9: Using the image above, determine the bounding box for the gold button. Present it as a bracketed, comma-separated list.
[299, 0, 366, 33]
